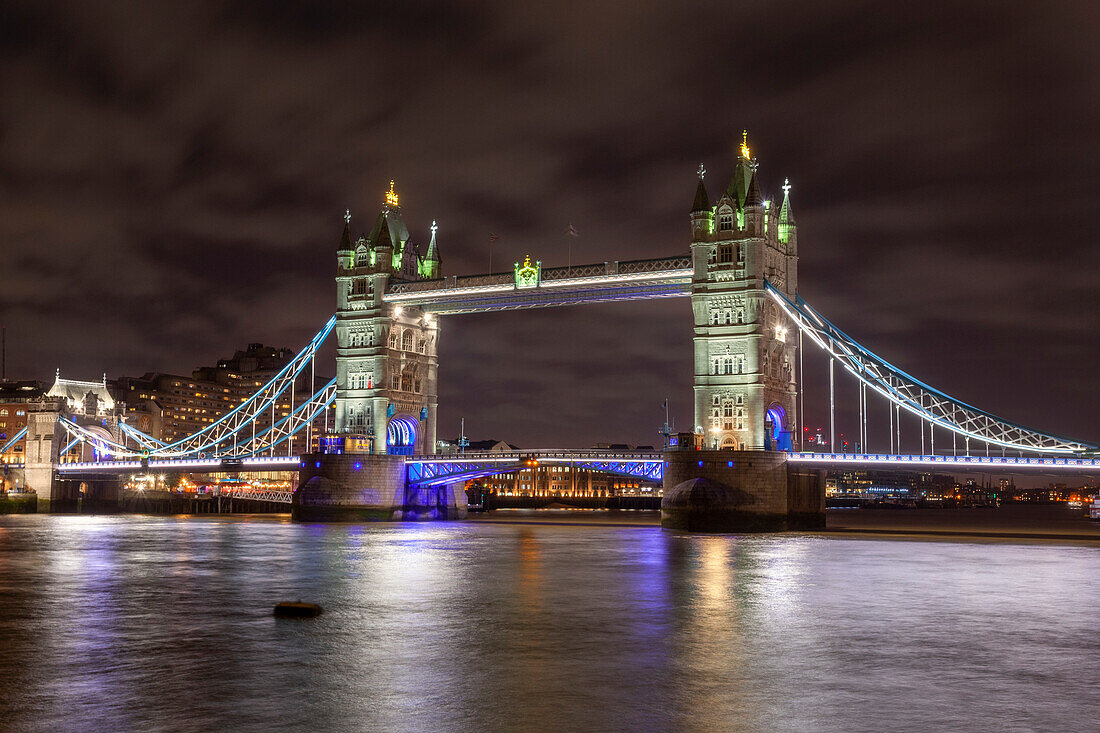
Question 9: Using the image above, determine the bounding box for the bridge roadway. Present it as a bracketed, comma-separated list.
[54, 450, 1100, 479]
[44, 450, 1100, 508]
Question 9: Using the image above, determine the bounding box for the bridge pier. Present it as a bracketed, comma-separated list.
[80, 479, 123, 514]
[402, 480, 468, 520]
[661, 449, 824, 532]
[293, 452, 467, 522]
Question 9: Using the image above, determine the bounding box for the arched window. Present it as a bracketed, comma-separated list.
[736, 308, 745, 324]
[724, 309, 733, 325]
[417, 338, 426, 353]
[712, 358, 721, 375]
[0, 409, 7, 416]
[736, 408, 745, 431]
[349, 333, 360, 347]
[711, 309, 719, 325]
[734, 355, 745, 374]
[366, 329, 375, 346]
[736, 394, 744, 405]
[723, 357, 733, 375]
[719, 208, 733, 231]
[402, 331, 413, 351]
[389, 330, 399, 348]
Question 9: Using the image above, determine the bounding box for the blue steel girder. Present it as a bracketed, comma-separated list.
[406, 451, 665, 487]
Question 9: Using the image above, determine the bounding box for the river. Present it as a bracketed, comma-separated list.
[0, 515, 1096, 732]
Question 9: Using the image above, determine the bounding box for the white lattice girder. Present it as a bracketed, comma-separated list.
[765, 281, 1096, 455]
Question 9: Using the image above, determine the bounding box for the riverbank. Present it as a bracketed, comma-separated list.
[468, 504, 1100, 542]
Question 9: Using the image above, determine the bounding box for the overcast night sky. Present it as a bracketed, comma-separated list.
[1, 0, 1097, 449]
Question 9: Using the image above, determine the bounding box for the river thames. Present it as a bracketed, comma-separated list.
[0, 515, 1096, 732]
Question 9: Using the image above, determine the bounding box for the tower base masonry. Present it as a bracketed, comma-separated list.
[293, 453, 466, 522]
[661, 450, 824, 532]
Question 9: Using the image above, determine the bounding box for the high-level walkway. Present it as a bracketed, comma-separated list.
[384, 256, 692, 314]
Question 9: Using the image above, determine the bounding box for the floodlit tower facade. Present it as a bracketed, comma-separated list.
[334, 181, 440, 455]
[690, 133, 800, 451]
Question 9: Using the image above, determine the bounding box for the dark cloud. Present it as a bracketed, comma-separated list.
[1, 0, 1098, 448]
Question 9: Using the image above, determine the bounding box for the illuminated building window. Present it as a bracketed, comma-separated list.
[402, 331, 413, 351]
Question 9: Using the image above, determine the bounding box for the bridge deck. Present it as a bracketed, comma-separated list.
[383, 256, 692, 314]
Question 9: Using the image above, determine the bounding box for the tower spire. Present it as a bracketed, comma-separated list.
[338, 209, 353, 253]
[692, 163, 711, 213]
[385, 180, 399, 208]
[778, 178, 795, 244]
[422, 219, 441, 279]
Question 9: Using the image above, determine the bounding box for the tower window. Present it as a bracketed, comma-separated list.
[719, 213, 733, 231]
[718, 245, 733, 263]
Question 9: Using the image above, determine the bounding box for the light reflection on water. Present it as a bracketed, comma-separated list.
[0, 515, 1096, 732]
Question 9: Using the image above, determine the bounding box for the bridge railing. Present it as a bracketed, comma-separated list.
[410, 449, 665, 462]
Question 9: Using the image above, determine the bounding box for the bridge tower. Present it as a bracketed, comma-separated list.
[334, 181, 441, 455]
[25, 373, 124, 512]
[690, 134, 800, 451]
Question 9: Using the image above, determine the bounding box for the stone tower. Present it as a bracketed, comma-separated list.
[690, 134, 800, 451]
[334, 181, 440, 455]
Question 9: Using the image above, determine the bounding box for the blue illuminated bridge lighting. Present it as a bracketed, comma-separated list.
[404, 450, 666, 488]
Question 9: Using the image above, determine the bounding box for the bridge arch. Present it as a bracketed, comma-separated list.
[387, 416, 418, 455]
[765, 403, 792, 451]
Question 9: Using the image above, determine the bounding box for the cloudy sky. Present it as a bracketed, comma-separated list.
[1, 0, 1097, 449]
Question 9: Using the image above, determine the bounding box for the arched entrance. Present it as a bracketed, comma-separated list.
[387, 416, 418, 456]
[765, 404, 793, 451]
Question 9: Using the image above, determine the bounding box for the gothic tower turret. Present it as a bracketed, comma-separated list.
[690, 165, 714, 241]
[690, 133, 800, 452]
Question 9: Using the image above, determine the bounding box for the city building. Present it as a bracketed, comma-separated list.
[0, 381, 45, 477]
[481, 463, 657, 498]
[113, 343, 328, 446]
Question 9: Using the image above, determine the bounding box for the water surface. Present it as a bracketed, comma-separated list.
[0, 515, 1096, 732]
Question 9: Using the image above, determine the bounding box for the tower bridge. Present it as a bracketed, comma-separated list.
[6, 135, 1096, 527]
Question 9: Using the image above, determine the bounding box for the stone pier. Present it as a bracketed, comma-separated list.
[293, 453, 466, 522]
[661, 449, 824, 532]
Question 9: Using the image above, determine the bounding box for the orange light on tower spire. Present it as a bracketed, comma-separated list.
[385, 180, 399, 207]
[740, 130, 751, 160]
